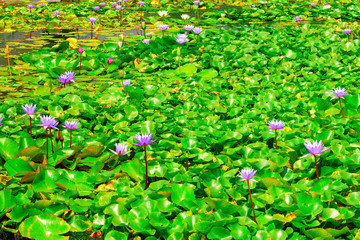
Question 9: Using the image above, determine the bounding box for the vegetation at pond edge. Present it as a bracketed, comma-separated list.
[0, 0, 360, 240]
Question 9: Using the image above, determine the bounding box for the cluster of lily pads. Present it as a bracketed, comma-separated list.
[1, 0, 360, 240]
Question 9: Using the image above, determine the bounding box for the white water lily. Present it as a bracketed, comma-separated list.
[181, 14, 190, 20]
[221, 13, 226, 18]
[157, 10, 168, 17]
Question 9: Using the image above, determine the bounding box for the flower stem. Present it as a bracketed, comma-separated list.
[144, 145, 148, 190]
[79, 54, 82, 74]
[314, 155, 319, 180]
[108, 155, 121, 171]
[70, 129, 72, 148]
[339, 98, 345, 118]
[91, 25, 93, 39]
[50, 129, 54, 153]
[7, 56, 11, 77]
[45, 129, 48, 165]
[275, 129, 277, 149]
[247, 180, 257, 224]
[29, 117, 32, 138]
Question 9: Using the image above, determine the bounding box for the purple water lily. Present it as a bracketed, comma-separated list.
[89, 17, 97, 25]
[184, 25, 194, 31]
[294, 16, 300, 21]
[131, 133, 157, 146]
[175, 33, 189, 44]
[116, 5, 122, 10]
[158, 24, 169, 31]
[36, 115, 58, 130]
[237, 168, 258, 224]
[65, 71, 76, 83]
[310, 3, 316, 6]
[300, 140, 331, 180]
[331, 88, 349, 100]
[109, 143, 131, 156]
[301, 140, 331, 158]
[63, 121, 80, 130]
[131, 133, 157, 190]
[63, 120, 79, 148]
[20, 104, 42, 119]
[193, 27, 202, 34]
[93, 6, 100, 11]
[139, 1, 146, 6]
[142, 39, 150, 44]
[267, 120, 285, 130]
[108, 143, 132, 171]
[238, 168, 258, 182]
[122, 80, 133, 87]
[20, 104, 42, 138]
[193, 0, 200, 5]
[36, 115, 58, 164]
[331, 88, 349, 118]
[58, 74, 69, 86]
[344, 29, 352, 34]
[100, 2, 106, 6]
[40, 3, 45, 7]
[267, 120, 285, 149]
[54, 11, 60, 17]
[0, 117, 4, 126]
[27, 5, 34, 9]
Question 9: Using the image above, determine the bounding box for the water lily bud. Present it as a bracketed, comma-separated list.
[177, 47, 181, 57]
[107, 58, 114, 65]
[5, 45, 11, 55]
[56, 130, 64, 143]
[78, 46, 84, 54]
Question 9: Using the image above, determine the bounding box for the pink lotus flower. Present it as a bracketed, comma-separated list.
[78, 46, 84, 54]
[107, 58, 114, 65]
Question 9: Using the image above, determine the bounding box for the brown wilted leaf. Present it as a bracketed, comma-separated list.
[134, 58, 142, 68]
[221, 165, 229, 171]
[0, 175, 12, 185]
[90, 231, 102, 239]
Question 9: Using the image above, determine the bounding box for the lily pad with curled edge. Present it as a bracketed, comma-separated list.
[19, 214, 71, 240]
